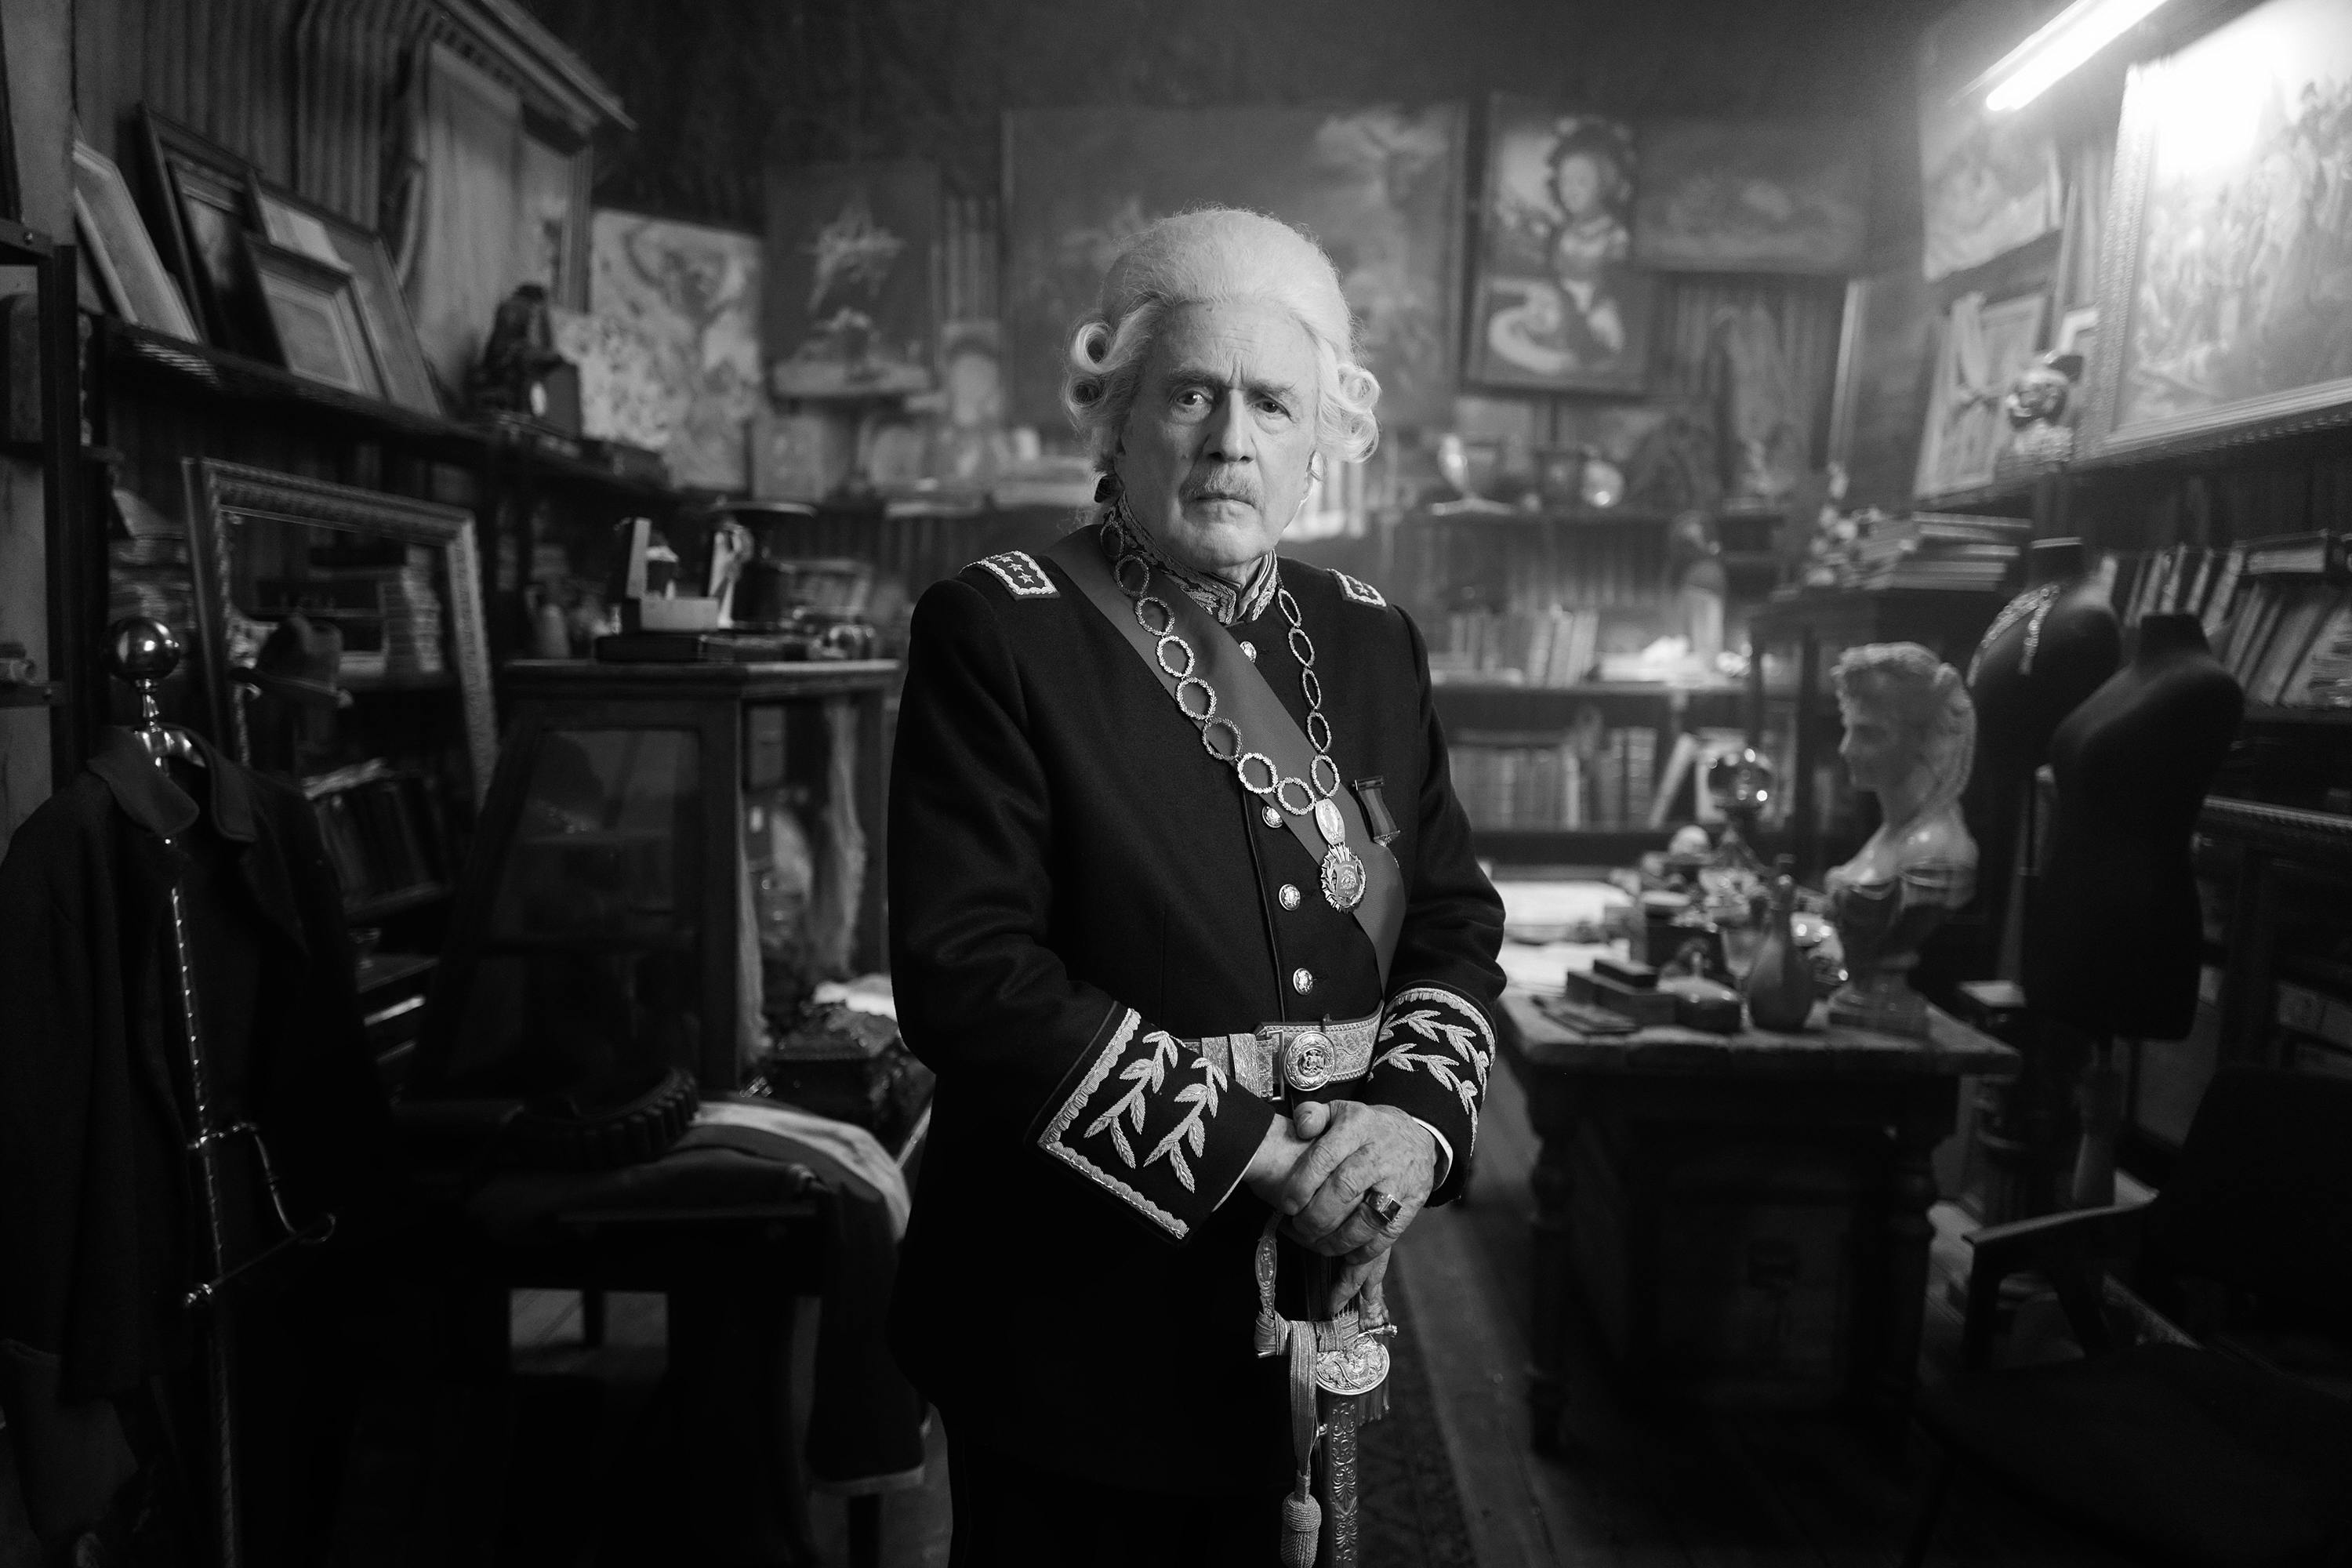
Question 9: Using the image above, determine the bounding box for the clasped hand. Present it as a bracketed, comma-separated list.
[1243, 1100, 1436, 1314]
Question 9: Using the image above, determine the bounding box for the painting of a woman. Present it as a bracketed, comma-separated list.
[1469, 100, 1653, 392]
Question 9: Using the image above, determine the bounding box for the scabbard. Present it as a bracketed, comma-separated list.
[1314, 1389, 1362, 1568]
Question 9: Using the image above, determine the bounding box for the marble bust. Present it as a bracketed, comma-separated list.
[1822, 643, 1978, 1036]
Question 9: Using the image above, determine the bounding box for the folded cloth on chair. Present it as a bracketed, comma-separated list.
[463, 1105, 928, 1494]
[695, 1098, 913, 1239]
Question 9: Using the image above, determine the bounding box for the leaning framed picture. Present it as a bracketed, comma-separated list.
[137, 109, 269, 354]
[256, 183, 442, 415]
[1465, 97, 1651, 394]
[1912, 290, 2045, 500]
[245, 238, 384, 398]
[72, 140, 199, 341]
[2080, 0, 2352, 463]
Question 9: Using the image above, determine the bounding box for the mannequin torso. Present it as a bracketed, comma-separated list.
[2025, 614, 2242, 1039]
[1965, 541, 2123, 952]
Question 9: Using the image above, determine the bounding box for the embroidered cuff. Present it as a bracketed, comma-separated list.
[1364, 984, 1495, 1181]
[1031, 1005, 1277, 1240]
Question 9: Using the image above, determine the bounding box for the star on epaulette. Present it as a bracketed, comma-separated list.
[974, 550, 1057, 598]
[1332, 570, 1386, 607]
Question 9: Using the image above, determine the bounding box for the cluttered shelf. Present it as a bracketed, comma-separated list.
[99, 320, 681, 503]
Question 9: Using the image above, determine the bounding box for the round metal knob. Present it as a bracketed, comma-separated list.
[103, 617, 183, 685]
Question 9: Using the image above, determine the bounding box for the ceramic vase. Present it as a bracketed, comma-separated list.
[1741, 858, 1815, 1032]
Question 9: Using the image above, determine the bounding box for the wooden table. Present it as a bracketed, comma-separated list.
[1499, 988, 2016, 1438]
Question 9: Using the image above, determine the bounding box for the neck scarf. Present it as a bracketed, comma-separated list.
[1100, 504, 1280, 626]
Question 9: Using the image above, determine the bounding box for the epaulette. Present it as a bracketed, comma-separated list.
[972, 550, 1058, 599]
[1330, 569, 1386, 608]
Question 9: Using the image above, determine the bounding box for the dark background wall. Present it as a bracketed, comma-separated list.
[520, 0, 1946, 270]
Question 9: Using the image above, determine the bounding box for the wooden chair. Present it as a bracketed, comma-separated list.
[1904, 1065, 2352, 1567]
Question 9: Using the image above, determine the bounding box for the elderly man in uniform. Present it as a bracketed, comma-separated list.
[888, 208, 1504, 1566]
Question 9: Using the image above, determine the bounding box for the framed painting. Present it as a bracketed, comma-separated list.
[256, 183, 442, 416]
[73, 140, 199, 340]
[137, 110, 269, 354]
[1003, 106, 1465, 429]
[592, 209, 763, 491]
[1465, 98, 1650, 394]
[1916, 5, 2063, 281]
[2080, 0, 2352, 462]
[181, 458, 494, 800]
[1633, 119, 1870, 274]
[246, 238, 383, 398]
[1913, 290, 2045, 499]
[766, 160, 936, 402]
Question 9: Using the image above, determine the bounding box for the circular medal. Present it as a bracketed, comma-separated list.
[1312, 796, 1346, 848]
[1321, 844, 1366, 911]
[1314, 1337, 1391, 1397]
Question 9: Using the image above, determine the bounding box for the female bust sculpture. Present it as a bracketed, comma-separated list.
[1823, 642, 1978, 1036]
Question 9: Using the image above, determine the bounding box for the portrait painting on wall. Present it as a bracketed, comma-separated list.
[2082, 0, 2352, 459]
[1913, 290, 2045, 499]
[1916, 4, 2063, 283]
[591, 209, 764, 491]
[1004, 106, 1463, 431]
[1634, 119, 1871, 274]
[765, 159, 936, 402]
[1465, 98, 1651, 394]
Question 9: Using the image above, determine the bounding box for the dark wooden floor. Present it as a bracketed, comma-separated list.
[0, 1073, 2132, 1568]
[504, 1063, 2134, 1568]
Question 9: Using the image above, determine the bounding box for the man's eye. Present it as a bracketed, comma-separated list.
[1172, 388, 1210, 412]
[1255, 397, 1292, 419]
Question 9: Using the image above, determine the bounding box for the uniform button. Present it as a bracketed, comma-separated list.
[1279, 884, 1301, 909]
[1262, 805, 1283, 829]
[1240, 640, 1258, 661]
[1291, 967, 1315, 995]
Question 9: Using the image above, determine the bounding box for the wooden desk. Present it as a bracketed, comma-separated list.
[1498, 988, 2016, 1437]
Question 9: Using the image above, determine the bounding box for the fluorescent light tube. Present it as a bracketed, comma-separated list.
[1983, 0, 2170, 112]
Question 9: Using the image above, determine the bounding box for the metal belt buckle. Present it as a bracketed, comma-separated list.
[1281, 1029, 1334, 1092]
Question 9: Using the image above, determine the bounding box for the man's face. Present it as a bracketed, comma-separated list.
[1116, 298, 1322, 580]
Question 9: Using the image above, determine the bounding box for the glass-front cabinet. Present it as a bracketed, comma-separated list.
[412, 659, 895, 1105]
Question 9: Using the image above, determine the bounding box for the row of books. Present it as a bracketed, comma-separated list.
[1450, 727, 1658, 831]
[2124, 538, 2350, 709]
[2216, 580, 2352, 708]
[1433, 608, 1602, 687]
[1450, 724, 1798, 835]
[303, 764, 445, 909]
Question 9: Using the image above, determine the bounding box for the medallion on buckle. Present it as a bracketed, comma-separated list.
[1283, 1030, 1334, 1092]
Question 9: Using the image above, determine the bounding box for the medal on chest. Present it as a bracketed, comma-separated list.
[1314, 797, 1366, 911]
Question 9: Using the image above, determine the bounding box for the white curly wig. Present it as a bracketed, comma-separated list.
[1061, 208, 1381, 473]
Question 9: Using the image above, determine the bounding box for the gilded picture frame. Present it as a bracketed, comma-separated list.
[2079, 0, 2352, 463]
[181, 459, 495, 804]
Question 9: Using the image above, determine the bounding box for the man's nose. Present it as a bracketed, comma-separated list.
[1203, 390, 1253, 462]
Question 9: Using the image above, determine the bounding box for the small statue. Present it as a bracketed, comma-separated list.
[2002, 349, 2085, 466]
[469, 283, 570, 419]
[1823, 643, 1977, 1037]
[1668, 510, 1727, 664]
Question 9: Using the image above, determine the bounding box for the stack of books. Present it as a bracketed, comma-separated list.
[1849, 513, 2030, 590]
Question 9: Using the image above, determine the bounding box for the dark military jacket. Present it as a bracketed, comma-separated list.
[887, 525, 1504, 1494]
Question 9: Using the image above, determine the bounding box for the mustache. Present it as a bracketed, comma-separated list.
[1183, 472, 1261, 505]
